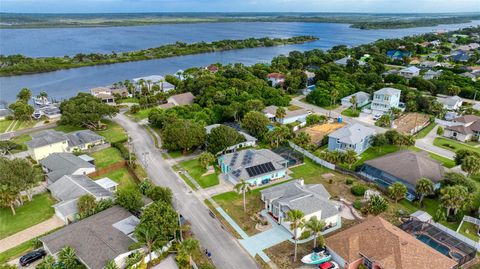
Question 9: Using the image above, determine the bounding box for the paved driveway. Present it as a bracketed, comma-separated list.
[415, 125, 455, 159]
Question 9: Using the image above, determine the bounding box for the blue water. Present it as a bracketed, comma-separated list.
[416, 234, 452, 257]
[1, 20, 479, 102]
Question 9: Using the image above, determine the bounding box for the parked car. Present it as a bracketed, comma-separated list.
[20, 249, 46, 266]
[373, 114, 381, 121]
[319, 261, 339, 269]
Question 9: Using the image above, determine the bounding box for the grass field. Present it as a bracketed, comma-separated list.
[89, 147, 123, 169]
[93, 167, 137, 189]
[179, 158, 220, 188]
[415, 122, 436, 139]
[350, 145, 401, 169]
[0, 193, 55, 239]
[0, 120, 13, 133]
[10, 134, 32, 152]
[433, 137, 480, 155]
[116, 97, 139, 104]
[341, 108, 360, 117]
[129, 107, 155, 121]
[457, 221, 480, 242]
[96, 120, 128, 144]
[54, 124, 83, 133]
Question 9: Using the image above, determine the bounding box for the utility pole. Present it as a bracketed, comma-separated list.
[142, 152, 149, 169]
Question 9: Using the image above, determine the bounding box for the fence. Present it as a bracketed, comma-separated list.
[430, 221, 480, 251]
[288, 141, 335, 170]
[87, 161, 127, 178]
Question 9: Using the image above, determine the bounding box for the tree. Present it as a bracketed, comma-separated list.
[137, 201, 179, 248]
[387, 182, 407, 203]
[461, 156, 480, 176]
[133, 224, 157, 264]
[36, 255, 55, 269]
[161, 119, 206, 153]
[306, 114, 326, 126]
[198, 152, 215, 169]
[342, 150, 358, 169]
[366, 195, 389, 215]
[77, 194, 97, 218]
[58, 246, 78, 269]
[9, 101, 34, 121]
[440, 185, 471, 217]
[415, 178, 434, 206]
[241, 111, 270, 138]
[146, 186, 173, 205]
[286, 209, 304, 262]
[375, 114, 391, 127]
[178, 238, 200, 267]
[442, 172, 477, 193]
[116, 187, 143, 213]
[436, 126, 444, 136]
[130, 104, 140, 114]
[0, 141, 20, 156]
[303, 216, 325, 248]
[206, 125, 245, 154]
[104, 260, 119, 269]
[275, 107, 286, 122]
[350, 95, 357, 111]
[293, 132, 311, 148]
[59, 93, 119, 130]
[454, 149, 480, 165]
[235, 180, 251, 212]
[17, 88, 32, 102]
[268, 125, 292, 147]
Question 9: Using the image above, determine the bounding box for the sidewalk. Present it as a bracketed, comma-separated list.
[0, 216, 64, 253]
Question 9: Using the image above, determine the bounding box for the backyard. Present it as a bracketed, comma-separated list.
[89, 147, 124, 169]
[93, 167, 137, 189]
[96, 120, 128, 143]
[0, 193, 55, 239]
[178, 158, 220, 188]
[433, 137, 480, 155]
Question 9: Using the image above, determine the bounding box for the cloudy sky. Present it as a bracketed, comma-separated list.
[1, 0, 480, 13]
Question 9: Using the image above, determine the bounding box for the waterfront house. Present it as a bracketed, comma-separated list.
[260, 180, 340, 238]
[41, 206, 139, 269]
[40, 152, 96, 184]
[166, 92, 195, 107]
[340, 91, 370, 108]
[370, 87, 402, 116]
[358, 150, 444, 201]
[443, 115, 480, 142]
[325, 216, 457, 269]
[48, 174, 113, 223]
[132, 75, 166, 92]
[327, 123, 376, 154]
[263, 105, 311, 126]
[90, 86, 129, 104]
[436, 95, 463, 111]
[267, 73, 286, 87]
[218, 149, 288, 186]
[398, 66, 420, 79]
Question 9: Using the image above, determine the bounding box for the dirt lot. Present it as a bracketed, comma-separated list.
[394, 113, 430, 135]
[301, 123, 345, 144]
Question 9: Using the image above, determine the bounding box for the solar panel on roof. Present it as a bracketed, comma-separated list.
[245, 162, 275, 177]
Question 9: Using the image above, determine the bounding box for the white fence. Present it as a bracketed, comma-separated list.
[430, 222, 480, 251]
[435, 118, 461, 127]
[288, 141, 335, 170]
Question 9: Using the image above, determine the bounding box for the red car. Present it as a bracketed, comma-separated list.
[319, 261, 339, 269]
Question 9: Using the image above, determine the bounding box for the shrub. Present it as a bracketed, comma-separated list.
[112, 142, 130, 160]
[365, 195, 389, 215]
[351, 184, 367, 196]
[352, 199, 362, 210]
[299, 230, 311, 240]
[437, 126, 444, 135]
[345, 178, 354, 185]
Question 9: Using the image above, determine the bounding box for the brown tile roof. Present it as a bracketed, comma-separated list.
[454, 115, 480, 124]
[363, 150, 444, 185]
[267, 73, 285, 79]
[325, 216, 457, 269]
[446, 124, 474, 135]
[168, 92, 195, 106]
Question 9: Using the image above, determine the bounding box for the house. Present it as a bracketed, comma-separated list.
[218, 149, 288, 186]
[398, 66, 420, 79]
[26, 130, 69, 161]
[95, 177, 119, 193]
[340, 92, 370, 108]
[90, 86, 129, 104]
[49, 174, 113, 223]
[460, 71, 480, 82]
[419, 60, 442, 68]
[452, 52, 470, 62]
[423, 69, 443, 80]
[386, 50, 412, 60]
[40, 105, 62, 119]
[0, 109, 11, 120]
[26, 130, 105, 161]
[267, 73, 285, 87]
[358, 150, 444, 201]
[40, 153, 96, 184]
[325, 216, 457, 269]
[166, 92, 195, 107]
[327, 123, 376, 154]
[260, 180, 340, 238]
[205, 124, 257, 152]
[263, 105, 311, 125]
[41, 206, 140, 269]
[206, 65, 219, 73]
[436, 95, 463, 111]
[133, 75, 164, 90]
[334, 56, 352, 66]
[370, 87, 402, 116]
[162, 81, 176, 92]
[443, 115, 480, 142]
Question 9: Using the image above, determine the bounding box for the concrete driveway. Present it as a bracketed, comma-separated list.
[415, 125, 455, 159]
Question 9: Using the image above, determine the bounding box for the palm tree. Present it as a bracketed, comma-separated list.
[275, 107, 287, 122]
[286, 209, 305, 262]
[58, 246, 78, 268]
[304, 216, 325, 248]
[329, 88, 339, 118]
[350, 95, 357, 111]
[104, 260, 119, 269]
[415, 178, 434, 206]
[235, 180, 251, 212]
[179, 238, 200, 266]
[342, 150, 358, 169]
[134, 225, 156, 264]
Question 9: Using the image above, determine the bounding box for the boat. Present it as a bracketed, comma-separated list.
[34, 96, 51, 106]
[301, 247, 331, 265]
[319, 261, 339, 269]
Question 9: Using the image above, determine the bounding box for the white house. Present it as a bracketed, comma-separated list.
[260, 180, 341, 238]
[341, 91, 370, 108]
[423, 69, 443, 80]
[443, 115, 480, 142]
[263, 105, 311, 125]
[370, 87, 402, 116]
[132, 75, 170, 92]
[267, 73, 285, 87]
[399, 66, 420, 79]
[436, 95, 463, 111]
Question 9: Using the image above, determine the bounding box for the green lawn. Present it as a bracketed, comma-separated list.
[96, 120, 128, 144]
[433, 137, 480, 155]
[415, 123, 436, 139]
[130, 107, 155, 121]
[287, 105, 302, 111]
[116, 97, 139, 104]
[10, 134, 32, 152]
[179, 158, 219, 188]
[89, 147, 123, 169]
[93, 167, 137, 189]
[0, 193, 55, 239]
[340, 108, 360, 117]
[54, 124, 83, 133]
[0, 119, 13, 133]
[352, 145, 402, 169]
[458, 221, 480, 242]
[0, 239, 36, 264]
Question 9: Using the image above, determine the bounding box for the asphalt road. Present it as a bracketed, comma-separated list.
[114, 113, 259, 269]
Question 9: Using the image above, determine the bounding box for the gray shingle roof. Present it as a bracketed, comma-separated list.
[26, 130, 68, 149]
[169, 92, 195, 106]
[48, 174, 112, 201]
[437, 95, 462, 107]
[40, 153, 95, 183]
[263, 105, 310, 119]
[328, 123, 376, 145]
[66, 130, 104, 148]
[41, 206, 137, 269]
[221, 149, 287, 181]
[341, 91, 370, 104]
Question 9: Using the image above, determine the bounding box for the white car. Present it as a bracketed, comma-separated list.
[372, 114, 382, 121]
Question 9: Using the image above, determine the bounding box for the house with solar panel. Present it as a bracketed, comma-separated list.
[218, 149, 288, 186]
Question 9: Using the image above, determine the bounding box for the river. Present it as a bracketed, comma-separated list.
[1, 21, 479, 103]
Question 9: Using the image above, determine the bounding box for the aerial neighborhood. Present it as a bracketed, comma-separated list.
[1, 18, 480, 269]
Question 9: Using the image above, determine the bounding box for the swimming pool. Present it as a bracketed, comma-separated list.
[416, 234, 451, 257]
